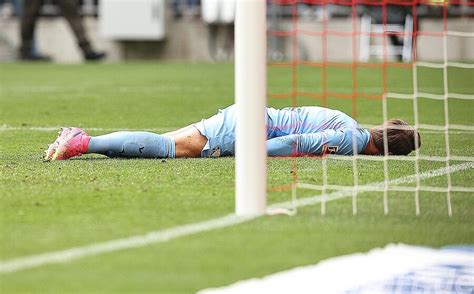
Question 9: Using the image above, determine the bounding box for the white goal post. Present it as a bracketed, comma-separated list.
[235, 0, 267, 216]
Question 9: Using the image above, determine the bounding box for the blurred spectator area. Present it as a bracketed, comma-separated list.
[0, 0, 473, 63]
[0, 0, 99, 16]
[30, 0, 99, 16]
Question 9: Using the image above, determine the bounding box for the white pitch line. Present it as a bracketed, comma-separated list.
[0, 162, 472, 274]
[276, 161, 473, 210]
[0, 126, 173, 133]
[1, 125, 473, 134]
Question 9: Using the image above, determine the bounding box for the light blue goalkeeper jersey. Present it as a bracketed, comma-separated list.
[194, 104, 370, 157]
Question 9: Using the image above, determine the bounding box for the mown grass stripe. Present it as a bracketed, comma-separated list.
[0, 162, 472, 274]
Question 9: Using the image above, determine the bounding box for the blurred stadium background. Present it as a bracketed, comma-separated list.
[0, 0, 472, 62]
[0, 0, 473, 293]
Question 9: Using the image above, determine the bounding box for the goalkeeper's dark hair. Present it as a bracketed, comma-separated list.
[370, 119, 421, 155]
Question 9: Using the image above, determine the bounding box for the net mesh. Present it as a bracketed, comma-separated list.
[266, 0, 474, 216]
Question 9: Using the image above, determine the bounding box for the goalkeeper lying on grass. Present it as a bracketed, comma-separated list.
[44, 104, 420, 161]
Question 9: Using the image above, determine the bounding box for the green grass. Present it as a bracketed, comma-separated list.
[0, 62, 473, 293]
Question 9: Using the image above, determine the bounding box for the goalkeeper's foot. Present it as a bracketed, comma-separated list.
[44, 127, 90, 161]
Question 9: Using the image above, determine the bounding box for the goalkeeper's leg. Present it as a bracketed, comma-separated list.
[87, 131, 176, 158]
[45, 126, 207, 160]
[88, 126, 207, 158]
